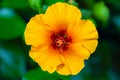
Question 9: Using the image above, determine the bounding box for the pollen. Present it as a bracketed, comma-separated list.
[51, 30, 72, 50]
[55, 37, 65, 47]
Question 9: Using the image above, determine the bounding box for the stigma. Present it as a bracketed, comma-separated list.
[51, 30, 72, 50]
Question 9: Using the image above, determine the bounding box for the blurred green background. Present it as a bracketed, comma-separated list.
[0, 0, 120, 80]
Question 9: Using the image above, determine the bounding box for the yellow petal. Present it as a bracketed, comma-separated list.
[82, 40, 98, 53]
[24, 14, 51, 47]
[57, 51, 85, 75]
[57, 64, 72, 75]
[67, 20, 98, 53]
[69, 42, 90, 59]
[30, 46, 64, 73]
[43, 2, 82, 31]
[67, 20, 98, 41]
[78, 20, 98, 40]
[29, 46, 49, 64]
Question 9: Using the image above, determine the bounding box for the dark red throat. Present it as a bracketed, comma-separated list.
[51, 30, 72, 50]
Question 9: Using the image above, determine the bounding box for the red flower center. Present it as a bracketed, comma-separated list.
[51, 30, 72, 50]
[55, 37, 65, 47]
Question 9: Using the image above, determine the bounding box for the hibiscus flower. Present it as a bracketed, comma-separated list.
[24, 2, 98, 75]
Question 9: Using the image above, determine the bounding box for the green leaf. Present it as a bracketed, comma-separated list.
[42, 5, 48, 13]
[89, 40, 111, 76]
[93, 1, 110, 24]
[81, 0, 95, 9]
[0, 8, 25, 40]
[29, 0, 42, 13]
[0, 41, 26, 79]
[23, 68, 71, 80]
[45, 0, 65, 6]
[112, 15, 120, 32]
[23, 68, 49, 80]
[52, 72, 71, 80]
[1, 0, 28, 9]
[68, 0, 78, 7]
[106, 0, 120, 10]
[81, 9, 92, 19]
